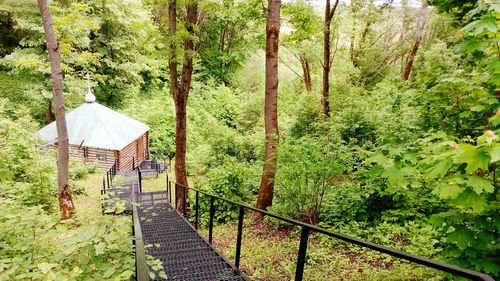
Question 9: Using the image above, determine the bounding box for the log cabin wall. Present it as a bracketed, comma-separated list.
[61, 131, 150, 171]
[118, 138, 138, 171]
[136, 132, 149, 164]
[117, 132, 149, 171]
[70, 145, 117, 170]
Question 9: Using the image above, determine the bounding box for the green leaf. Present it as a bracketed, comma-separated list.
[490, 146, 500, 162]
[37, 263, 57, 274]
[366, 152, 390, 166]
[429, 214, 445, 228]
[447, 226, 474, 250]
[425, 159, 452, 179]
[466, 176, 494, 194]
[450, 188, 487, 212]
[102, 267, 115, 278]
[433, 182, 465, 199]
[460, 38, 485, 53]
[454, 147, 490, 174]
[95, 242, 105, 256]
[381, 167, 407, 186]
[470, 105, 485, 112]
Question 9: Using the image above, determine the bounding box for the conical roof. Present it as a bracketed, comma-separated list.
[36, 102, 150, 151]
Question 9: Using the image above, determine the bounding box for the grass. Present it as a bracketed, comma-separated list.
[198, 219, 446, 281]
[72, 171, 104, 214]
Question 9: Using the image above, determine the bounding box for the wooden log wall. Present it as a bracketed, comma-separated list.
[52, 131, 150, 171]
[70, 145, 117, 170]
[118, 138, 138, 171]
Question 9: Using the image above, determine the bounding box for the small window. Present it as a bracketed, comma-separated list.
[83, 147, 89, 158]
[96, 154, 106, 162]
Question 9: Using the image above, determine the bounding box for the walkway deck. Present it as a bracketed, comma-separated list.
[137, 191, 245, 281]
[104, 169, 245, 281]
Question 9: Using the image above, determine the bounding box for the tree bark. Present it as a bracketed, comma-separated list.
[403, 2, 428, 81]
[299, 54, 312, 93]
[321, 0, 339, 119]
[169, 0, 198, 212]
[45, 100, 55, 124]
[349, 1, 356, 65]
[37, 0, 75, 219]
[255, 0, 281, 220]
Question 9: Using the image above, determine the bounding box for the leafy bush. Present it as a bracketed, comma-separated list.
[422, 131, 499, 276]
[338, 110, 378, 146]
[0, 103, 55, 209]
[0, 199, 134, 280]
[271, 135, 352, 224]
[0, 104, 135, 280]
[194, 158, 260, 225]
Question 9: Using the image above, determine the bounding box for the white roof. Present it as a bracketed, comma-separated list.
[35, 101, 150, 151]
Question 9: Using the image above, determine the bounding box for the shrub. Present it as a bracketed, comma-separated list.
[194, 157, 260, 225]
[270, 135, 352, 224]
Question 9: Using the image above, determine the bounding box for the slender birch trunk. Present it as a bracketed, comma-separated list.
[37, 0, 75, 219]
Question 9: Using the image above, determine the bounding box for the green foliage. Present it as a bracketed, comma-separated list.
[271, 135, 352, 223]
[121, 92, 176, 159]
[0, 199, 134, 280]
[422, 132, 499, 276]
[0, 102, 55, 208]
[0, 101, 134, 280]
[198, 0, 264, 84]
[289, 95, 323, 138]
[194, 158, 260, 225]
[0, 0, 163, 125]
[0, 0, 498, 278]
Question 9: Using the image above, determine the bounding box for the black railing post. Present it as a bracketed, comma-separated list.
[235, 206, 244, 269]
[209, 196, 215, 244]
[183, 186, 187, 217]
[132, 157, 135, 170]
[195, 191, 199, 230]
[294, 226, 310, 281]
[102, 177, 105, 193]
[175, 183, 178, 210]
[138, 168, 142, 193]
[106, 171, 110, 188]
[168, 181, 171, 204]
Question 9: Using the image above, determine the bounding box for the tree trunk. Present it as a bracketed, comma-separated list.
[37, 0, 75, 219]
[255, 0, 281, 220]
[45, 100, 55, 124]
[403, 2, 428, 81]
[169, 0, 198, 213]
[299, 54, 312, 93]
[174, 95, 188, 210]
[321, 0, 339, 119]
[349, 1, 356, 63]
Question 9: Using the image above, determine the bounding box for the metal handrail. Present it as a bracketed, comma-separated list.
[132, 192, 149, 281]
[167, 179, 495, 281]
[101, 159, 118, 194]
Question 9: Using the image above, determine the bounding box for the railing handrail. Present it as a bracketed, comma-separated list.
[131, 193, 149, 281]
[168, 180, 495, 281]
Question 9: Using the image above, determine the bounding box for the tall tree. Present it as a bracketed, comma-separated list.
[403, 1, 428, 81]
[168, 0, 198, 212]
[321, 0, 339, 119]
[282, 0, 321, 94]
[37, 0, 75, 219]
[255, 0, 281, 219]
